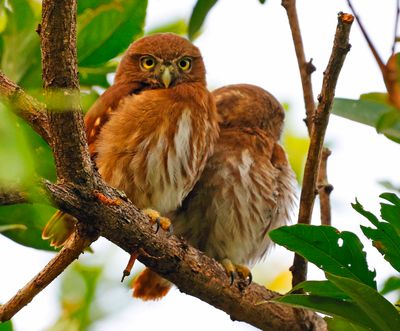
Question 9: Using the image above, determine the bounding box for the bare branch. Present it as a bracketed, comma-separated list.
[281, 0, 316, 134]
[292, 13, 354, 287]
[40, 0, 93, 186]
[393, 0, 400, 55]
[0, 232, 92, 321]
[317, 148, 333, 226]
[0, 72, 51, 144]
[0, 188, 28, 206]
[346, 0, 386, 74]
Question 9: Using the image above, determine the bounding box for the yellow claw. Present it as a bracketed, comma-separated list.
[142, 208, 172, 233]
[221, 258, 252, 286]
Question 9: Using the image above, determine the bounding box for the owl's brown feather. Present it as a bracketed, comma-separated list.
[43, 34, 218, 253]
[134, 84, 296, 299]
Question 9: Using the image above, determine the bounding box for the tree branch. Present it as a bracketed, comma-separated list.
[0, 72, 51, 144]
[0, 188, 28, 206]
[291, 13, 354, 286]
[281, 0, 316, 134]
[40, 0, 93, 186]
[0, 232, 91, 321]
[317, 148, 333, 226]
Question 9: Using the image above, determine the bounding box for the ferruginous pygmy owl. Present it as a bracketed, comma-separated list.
[42, 33, 219, 251]
[133, 84, 297, 300]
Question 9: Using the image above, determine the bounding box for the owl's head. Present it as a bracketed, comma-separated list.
[115, 33, 206, 88]
[213, 84, 285, 141]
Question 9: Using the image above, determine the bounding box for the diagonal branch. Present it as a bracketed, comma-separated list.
[0, 232, 92, 321]
[291, 13, 354, 286]
[0, 72, 51, 144]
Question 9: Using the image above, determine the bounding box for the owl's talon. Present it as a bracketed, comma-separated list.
[222, 258, 252, 287]
[142, 209, 172, 233]
[121, 250, 140, 282]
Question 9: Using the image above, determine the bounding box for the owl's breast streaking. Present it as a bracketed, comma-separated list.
[95, 82, 218, 214]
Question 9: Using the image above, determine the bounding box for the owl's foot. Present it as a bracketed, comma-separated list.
[221, 258, 252, 286]
[121, 209, 172, 282]
[142, 208, 173, 234]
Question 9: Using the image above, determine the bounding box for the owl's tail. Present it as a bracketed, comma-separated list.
[132, 268, 172, 300]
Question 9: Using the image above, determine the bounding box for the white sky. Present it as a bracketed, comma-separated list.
[1, 1, 400, 331]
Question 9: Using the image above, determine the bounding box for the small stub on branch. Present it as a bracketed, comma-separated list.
[339, 12, 354, 24]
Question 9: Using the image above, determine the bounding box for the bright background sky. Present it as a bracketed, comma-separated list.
[1, 1, 400, 330]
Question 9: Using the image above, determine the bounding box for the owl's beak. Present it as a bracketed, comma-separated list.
[161, 66, 172, 88]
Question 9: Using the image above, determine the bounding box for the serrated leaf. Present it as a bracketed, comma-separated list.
[188, 0, 218, 40]
[269, 224, 376, 289]
[381, 276, 400, 295]
[353, 198, 400, 273]
[272, 294, 374, 330]
[327, 273, 400, 331]
[325, 316, 372, 331]
[77, 0, 147, 66]
[291, 280, 350, 300]
[380, 193, 400, 233]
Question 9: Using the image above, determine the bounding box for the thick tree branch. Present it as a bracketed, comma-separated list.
[292, 13, 353, 286]
[0, 232, 91, 321]
[0, 72, 51, 143]
[40, 0, 93, 186]
[281, 0, 316, 134]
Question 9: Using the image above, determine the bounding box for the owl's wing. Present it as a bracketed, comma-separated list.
[85, 82, 145, 155]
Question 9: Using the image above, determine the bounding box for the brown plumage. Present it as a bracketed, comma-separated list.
[42, 34, 219, 253]
[133, 84, 297, 299]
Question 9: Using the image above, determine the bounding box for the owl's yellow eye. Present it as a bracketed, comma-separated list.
[140, 56, 156, 70]
[178, 57, 192, 71]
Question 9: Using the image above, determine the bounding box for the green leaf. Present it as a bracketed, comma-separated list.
[380, 193, 400, 233]
[77, 0, 147, 66]
[381, 276, 400, 296]
[327, 273, 400, 331]
[353, 198, 400, 273]
[0, 203, 57, 251]
[79, 63, 117, 88]
[291, 280, 350, 300]
[147, 19, 188, 36]
[273, 294, 375, 330]
[0, 0, 41, 88]
[282, 132, 309, 183]
[325, 316, 372, 331]
[77, 0, 111, 15]
[0, 320, 13, 331]
[188, 0, 218, 40]
[258, 0, 267, 3]
[332, 98, 400, 138]
[376, 110, 400, 139]
[269, 224, 376, 288]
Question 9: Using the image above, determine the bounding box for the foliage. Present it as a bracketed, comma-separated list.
[269, 193, 400, 330]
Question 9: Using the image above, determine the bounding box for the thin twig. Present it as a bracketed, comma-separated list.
[0, 72, 51, 144]
[317, 148, 333, 226]
[393, 0, 400, 55]
[346, 0, 386, 74]
[0, 232, 91, 321]
[291, 13, 354, 287]
[0, 188, 28, 206]
[281, 0, 316, 134]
